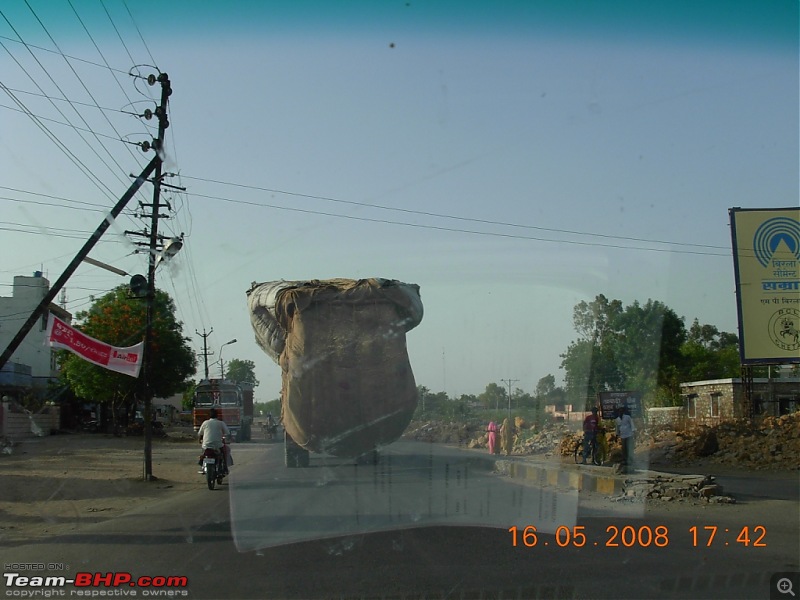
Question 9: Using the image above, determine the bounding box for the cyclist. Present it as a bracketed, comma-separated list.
[581, 407, 600, 464]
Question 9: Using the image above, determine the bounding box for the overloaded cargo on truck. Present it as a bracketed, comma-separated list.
[246, 278, 423, 463]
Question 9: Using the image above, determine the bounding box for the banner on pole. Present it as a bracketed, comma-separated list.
[46, 315, 143, 377]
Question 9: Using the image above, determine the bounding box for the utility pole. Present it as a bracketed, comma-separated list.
[132, 72, 173, 481]
[196, 328, 214, 379]
[501, 378, 519, 419]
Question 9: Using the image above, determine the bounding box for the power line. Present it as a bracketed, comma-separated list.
[121, 0, 159, 71]
[0, 100, 142, 144]
[0, 185, 133, 210]
[180, 175, 731, 254]
[187, 188, 733, 257]
[0, 34, 131, 75]
[22, 0, 142, 180]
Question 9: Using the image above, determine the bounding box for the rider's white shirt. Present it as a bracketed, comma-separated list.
[198, 418, 230, 449]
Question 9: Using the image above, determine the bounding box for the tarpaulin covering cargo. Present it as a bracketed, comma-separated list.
[246, 278, 423, 457]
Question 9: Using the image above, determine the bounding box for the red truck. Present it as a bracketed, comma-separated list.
[193, 378, 252, 441]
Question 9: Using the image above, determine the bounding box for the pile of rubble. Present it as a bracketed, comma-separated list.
[649, 411, 800, 471]
[617, 474, 736, 504]
[403, 421, 477, 446]
[404, 410, 800, 471]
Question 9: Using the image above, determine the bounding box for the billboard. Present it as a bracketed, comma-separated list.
[597, 391, 642, 420]
[729, 207, 800, 364]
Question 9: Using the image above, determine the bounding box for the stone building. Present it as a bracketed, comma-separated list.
[680, 377, 800, 425]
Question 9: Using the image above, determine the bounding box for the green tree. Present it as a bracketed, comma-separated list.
[535, 374, 556, 399]
[680, 319, 739, 382]
[560, 295, 742, 408]
[478, 382, 506, 410]
[59, 285, 196, 420]
[225, 358, 260, 387]
[613, 299, 686, 398]
[182, 380, 197, 410]
[560, 295, 687, 408]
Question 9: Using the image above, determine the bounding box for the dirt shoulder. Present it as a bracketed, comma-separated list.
[0, 431, 200, 544]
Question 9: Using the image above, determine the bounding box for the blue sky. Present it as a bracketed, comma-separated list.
[1, 1, 797, 400]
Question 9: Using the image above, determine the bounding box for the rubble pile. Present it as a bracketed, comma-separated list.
[518, 424, 573, 455]
[649, 412, 800, 470]
[405, 410, 799, 471]
[403, 421, 477, 446]
[617, 474, 736, 504]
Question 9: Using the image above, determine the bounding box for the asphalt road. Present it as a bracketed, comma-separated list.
[2, 441, 798, 600]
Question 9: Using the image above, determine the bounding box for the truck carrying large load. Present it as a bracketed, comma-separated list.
[246, 278, 423, 466]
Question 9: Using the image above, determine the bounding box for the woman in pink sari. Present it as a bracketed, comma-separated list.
[487, 421, 498, 454]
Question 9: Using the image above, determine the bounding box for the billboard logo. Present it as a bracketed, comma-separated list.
[753, 217, 800, 268]
[769, 308, 800, 351]
[112, 350, 140, 363]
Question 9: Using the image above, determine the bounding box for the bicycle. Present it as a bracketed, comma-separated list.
[573, 430, 607, 466]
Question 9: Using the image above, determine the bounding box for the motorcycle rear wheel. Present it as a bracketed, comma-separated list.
[206, 465, 216, 490]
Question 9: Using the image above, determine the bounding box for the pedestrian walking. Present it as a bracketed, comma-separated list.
[500, 417, 514, 456]
[487, 421, 498, 454]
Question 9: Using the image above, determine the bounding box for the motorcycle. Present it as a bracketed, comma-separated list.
[262, 420, 278, 441]
[199, 439, 230, 490]
[79, 416, 99, 433]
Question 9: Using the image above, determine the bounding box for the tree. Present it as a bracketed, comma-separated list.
[535, 374, 556, 399]
[680, 319, 739, 382]
[560, 295, 686, 407]
[225, 358, 260, 387]
[478, 383, 506, 410]
[59, 286, 196, 421]
[560, 295, 742, 408]
[182, 380, 197, 410]
[561, 295, 627, 405]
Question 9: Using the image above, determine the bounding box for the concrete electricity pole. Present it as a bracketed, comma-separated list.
[501, 378, 519, 419]
[196, 328, 214, 379]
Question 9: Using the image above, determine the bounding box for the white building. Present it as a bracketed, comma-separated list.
[0, 272, 71, 395]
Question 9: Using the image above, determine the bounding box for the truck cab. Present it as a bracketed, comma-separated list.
[193, 378, 246, 441]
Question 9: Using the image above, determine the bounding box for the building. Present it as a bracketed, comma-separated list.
[680, 377, 800, 424]
[0, 272, 72, 399]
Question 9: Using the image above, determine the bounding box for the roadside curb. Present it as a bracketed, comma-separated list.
[497, 458, 625, 494]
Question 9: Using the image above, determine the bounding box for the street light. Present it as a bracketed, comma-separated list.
[219, 339, 237, 379]
[155, 236, 183, 268]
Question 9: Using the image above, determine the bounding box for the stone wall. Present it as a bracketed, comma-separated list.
[1, 401, 59, 439]
[646, 406, 685, 428]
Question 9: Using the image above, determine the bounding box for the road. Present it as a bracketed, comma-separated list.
[2, 440, 798, 599]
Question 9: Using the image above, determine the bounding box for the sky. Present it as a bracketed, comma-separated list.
[0, 1, 797, 402]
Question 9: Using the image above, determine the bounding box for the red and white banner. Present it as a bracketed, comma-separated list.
[46, 315, 143, 378]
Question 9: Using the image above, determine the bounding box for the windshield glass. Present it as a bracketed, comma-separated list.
[195, 390, 240, 407]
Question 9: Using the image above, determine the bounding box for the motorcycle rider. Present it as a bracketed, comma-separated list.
[198, 408, 231, 474]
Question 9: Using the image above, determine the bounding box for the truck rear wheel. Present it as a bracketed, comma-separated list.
[284, 430, 310, 468]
